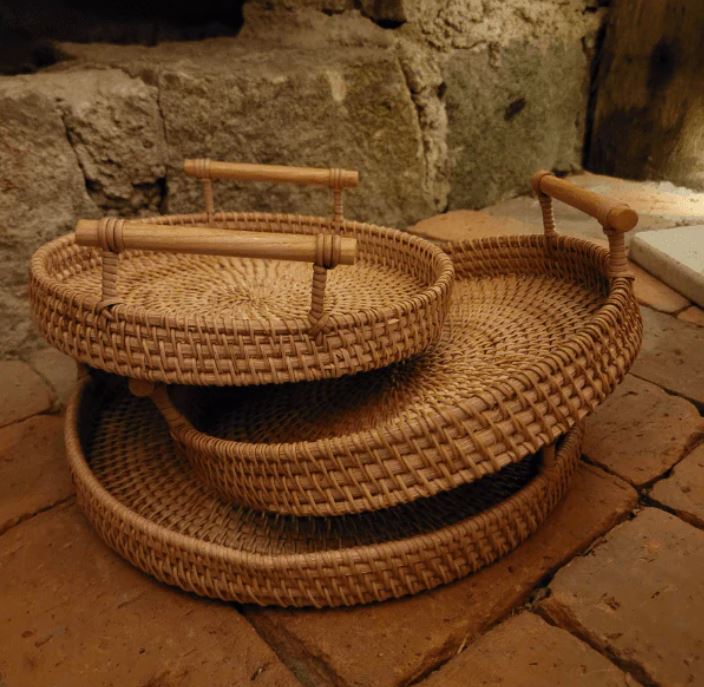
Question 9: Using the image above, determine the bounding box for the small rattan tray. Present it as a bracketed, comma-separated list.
[67, 375, 580, 608]
[30, 160, 454, 386]
[152, 172, 641, 517]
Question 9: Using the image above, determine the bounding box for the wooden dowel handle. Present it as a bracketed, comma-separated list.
[75, 219, 358, 266]
[531, 171, 638, 232]
[184, 159, 359, 190]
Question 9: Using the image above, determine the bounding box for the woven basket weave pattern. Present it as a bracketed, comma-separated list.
[155, 234, 641, 517]
[67, 378, 580, 607]
[30, 212, 453, 386]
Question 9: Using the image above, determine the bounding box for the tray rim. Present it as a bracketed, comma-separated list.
[31, 212, 454, 336]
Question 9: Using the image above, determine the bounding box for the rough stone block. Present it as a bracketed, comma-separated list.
[0, 77, 96, 356]
[59, 39, 435, 229]
[29, 69, 167, 215]
[631, 306, 704, 406]
[0, 415, 72, 534]
[418, 612, 642, 687]
[445, 39, 590, 209]
[0, 360, 52, 428]
[650, 443, 704, 528]
[584, 375, 703, 487]
[244, 464, 637, 687]
[541, 508, 704, 687]
[0, 504, 301, 687]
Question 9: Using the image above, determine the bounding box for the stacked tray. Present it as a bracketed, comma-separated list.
[67, 374, 581, 607]
[30, 161, 642, 606]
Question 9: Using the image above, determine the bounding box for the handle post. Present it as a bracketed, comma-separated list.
[531, 170, 638, 277]
[184, 159, 359, 229]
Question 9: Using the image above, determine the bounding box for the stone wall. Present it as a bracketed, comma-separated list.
[0, 0, 604, 357]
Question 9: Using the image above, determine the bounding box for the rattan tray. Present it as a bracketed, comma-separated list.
[67, 375, 580, 608]
[30, 159, 453, 386]
[152, 173, 641, 517]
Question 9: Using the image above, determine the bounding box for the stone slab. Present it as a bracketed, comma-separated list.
[26, 348, 78, 410]
[244, 464, 637, 687]
[678, 305, 704, 327]
[481, 171, 704, 239]
[0, 360, 53, 428]
[631, 226, 704, 307]
[418, 612, 641, 687]
[0, 415, 73, 535]
[584, 375, 703, 487]
[650, 443, 704, 529]
[0, 504, 302, 687]
[408, 208, 532, 243]
[541, 508, 704, 687]
[631, 306, 704, 406]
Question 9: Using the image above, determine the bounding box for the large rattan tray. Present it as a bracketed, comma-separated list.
[152, 172, 642, 517]
[30, 160, 454, 387]
[67, 375, 580, 608]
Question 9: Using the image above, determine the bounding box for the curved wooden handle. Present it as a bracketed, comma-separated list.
[531, 171, 638, 232]
[184, 159, 359, 190]
[75, 219, 357, 266]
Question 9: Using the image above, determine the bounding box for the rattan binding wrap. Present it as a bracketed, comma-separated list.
[31, 213, 452, 386]
[152, 233, 641, 517]
[66, 376, 581, 608]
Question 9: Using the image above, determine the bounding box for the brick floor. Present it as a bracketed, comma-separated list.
[26, 347, 77, 410]
[540, 508, 704, 687]
[0, 415, 73, 534]
[417, 612, 643, 687]
[631, 306, 704, 406]
[0, 504, 302, 687]
[243, 464, 636, 687]
[584, 375, 703, 487]
[677, 305, 704, 327]
[0, 360, 52, 428]
[650, 443, 704, 528]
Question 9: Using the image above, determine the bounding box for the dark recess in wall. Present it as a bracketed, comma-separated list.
[0, 0, 246, 75]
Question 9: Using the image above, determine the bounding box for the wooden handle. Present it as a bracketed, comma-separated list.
[184, 159, 359, 190]
[75, 219, 358, 266]
[531, 171, 638, 232]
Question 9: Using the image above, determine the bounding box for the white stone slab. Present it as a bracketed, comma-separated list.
[630, 226, 704, 306]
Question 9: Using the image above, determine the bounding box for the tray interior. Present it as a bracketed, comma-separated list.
[177, 264, 608, 443]
[79, 382, 545, 555]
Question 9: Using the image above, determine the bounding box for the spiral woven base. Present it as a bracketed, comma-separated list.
[67, 376, 581, 608]
[156, 234, 640, 517]
[30, 212, 453, 386]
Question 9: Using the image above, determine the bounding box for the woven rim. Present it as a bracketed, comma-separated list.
[66, 376, 581, 607]
[30, 212, 454, 386]
[156, 234, 641, 517]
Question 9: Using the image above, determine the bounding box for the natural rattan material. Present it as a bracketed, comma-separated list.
[154, 234, 641, 517]
[30, 212, 454, 386]
[66, 376, 581, 608]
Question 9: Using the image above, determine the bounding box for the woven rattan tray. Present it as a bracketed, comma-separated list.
[67, 374, 580, 608]
[30, 160, 454, 386]
[152, 173, 641, 517]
